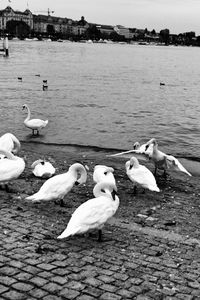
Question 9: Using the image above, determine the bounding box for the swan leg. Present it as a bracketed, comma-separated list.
[163, 169, 168, 178]
[36, 130, 39, 136]
[97, 229, 103, 242]
[154, 166, 157, 176]
[5, 184, 10, 193]
[133, 185, 137, 195]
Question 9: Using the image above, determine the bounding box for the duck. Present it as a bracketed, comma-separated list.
[125, 156, 160, 193]
[93, 165, 116, 186]
[0, 149, 25, 190]
[31, 159, 55, 178]
[25, 163, 87, 205]
[22, 104, 48, 136]
[57, 182, 119, 242]
[0, 133, 21, 157]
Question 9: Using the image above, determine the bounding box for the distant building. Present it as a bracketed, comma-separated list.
[96, 24, 114, 36]
[33, 14, 73, 36]
[0, 6, 33, 33]
[114, 25, 131, 39]
[71, 16, 89, 36]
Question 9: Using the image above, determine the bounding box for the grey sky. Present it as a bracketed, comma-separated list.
[1, 0, 200, 34]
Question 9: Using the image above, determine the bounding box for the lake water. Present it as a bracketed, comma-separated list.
[1, 40, 200, 160]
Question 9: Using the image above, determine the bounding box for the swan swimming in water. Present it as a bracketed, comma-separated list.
[93, 165, 116, 186]
[31, 159, 56, 178]
[57, 182, 119, 242]
[26, 163, 87, 204]
[126, 156, 160, 193]
[0, 133, 21, 157]
[0, 149, 25, 190]
[22, 104, 48, 135]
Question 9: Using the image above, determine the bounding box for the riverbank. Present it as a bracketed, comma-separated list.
[1, 142, 200, 299]
[7, 142, 200, 240]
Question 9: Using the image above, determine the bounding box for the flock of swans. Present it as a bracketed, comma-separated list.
[0, 104, 192, 241]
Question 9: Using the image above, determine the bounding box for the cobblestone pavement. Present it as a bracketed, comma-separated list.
[1, 143, 200, 300]
[1, 193, 200, 300]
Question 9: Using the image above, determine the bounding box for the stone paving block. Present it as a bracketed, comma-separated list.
[82, 286, 102, 298]
[30, 276, 48, 287]
[0, 284, 9, 294]
[1, 290, 27, 300]
[11, 282, 34, 292]
[0, 275, 17, 286]
[99, 292, 122, 300]
[76, 295, 96, 300]
[59, 288, 80, 299]
[28, 287, 48, 298]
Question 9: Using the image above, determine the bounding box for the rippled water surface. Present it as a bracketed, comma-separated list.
[1, 41, 200, 158]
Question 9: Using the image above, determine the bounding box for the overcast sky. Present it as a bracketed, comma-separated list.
[1, 0, 200, 35]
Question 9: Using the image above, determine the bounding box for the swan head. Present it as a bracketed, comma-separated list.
[22, 104, 28, 110]
[127, 156, 140, 170]
[69, 163, 87, 185]
[145, 138, 157, 151]
[133, 142, 140, 150]
[93, 181, 118, 200]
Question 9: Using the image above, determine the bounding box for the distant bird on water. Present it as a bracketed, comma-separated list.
[57, 181, 119, 242]
[22, 104, 48, 136]
[18, 77, 22, 82]
[125, 156, 160, 193]
[25, 163, 87, 205]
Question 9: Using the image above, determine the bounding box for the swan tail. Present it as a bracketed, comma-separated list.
[150, 186, 160, 192]
[25, 193, 42, 201]
[44, 120, 48, 125]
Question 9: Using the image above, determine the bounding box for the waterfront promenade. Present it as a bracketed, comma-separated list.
[0, 143, 200, 300]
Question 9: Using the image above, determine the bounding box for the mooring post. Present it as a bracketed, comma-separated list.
[4, 35, 9, 57]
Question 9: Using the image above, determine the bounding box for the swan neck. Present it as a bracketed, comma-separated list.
[0, 149, 16, 160]
[25, 106, 31, 121]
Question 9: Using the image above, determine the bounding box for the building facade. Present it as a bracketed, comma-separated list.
[0, 6, 33, 32]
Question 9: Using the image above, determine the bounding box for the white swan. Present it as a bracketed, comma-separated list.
[0, 149, 25, 189]
[26, 163, 87, 203]
[93, 165, 116, 186]
[145, 138, 192, 176]
[22, 104, 48, 135]
[0, 133, 21, 157]
[31, 159, 55, 178]
[57, 182, 119, 242]
[125, 156, 160, 193]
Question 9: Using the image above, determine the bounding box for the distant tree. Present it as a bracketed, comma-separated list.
[85, 25, 101, 40]
[160, 28, 170, 45]
[151, 29, 156, 35]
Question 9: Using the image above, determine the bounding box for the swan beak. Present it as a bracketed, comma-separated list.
[75, 181, 80, 186]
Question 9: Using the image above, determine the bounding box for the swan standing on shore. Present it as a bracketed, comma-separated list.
[125, 156, 160, 193]
[57, 182, 119, 242]
[0, 133, 21, 156]
[0, 149, 25, 190]
[31, 159, 55, 178]
[26, 163, 87, 204]
[93, 165, 116, 186]
[144, 138, 192, 176]
[22, 104, 48, 135]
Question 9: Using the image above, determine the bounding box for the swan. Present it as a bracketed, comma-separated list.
[93, 165, 116, 186]
[125, 156, 160, 193]
[144, 138, 192, 176]
[0, 149, 25, 190]
[25, 163, 87, 204]
[22, 104, 48, 135]
[108, 139, 153, 161]
[0, 133, 21, 157]
[57, 182, 119, 242]
[31, 159, 55, 178]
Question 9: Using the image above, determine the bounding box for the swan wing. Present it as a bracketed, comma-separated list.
[26, 173, 74, 201]
[108, 149, 149, 161]
[166, 155, 192, 176]
[58, 196, 118, 238]
[0, 158, 25, 182]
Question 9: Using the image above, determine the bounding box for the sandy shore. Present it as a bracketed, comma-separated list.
[4, 141, 200, 241]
